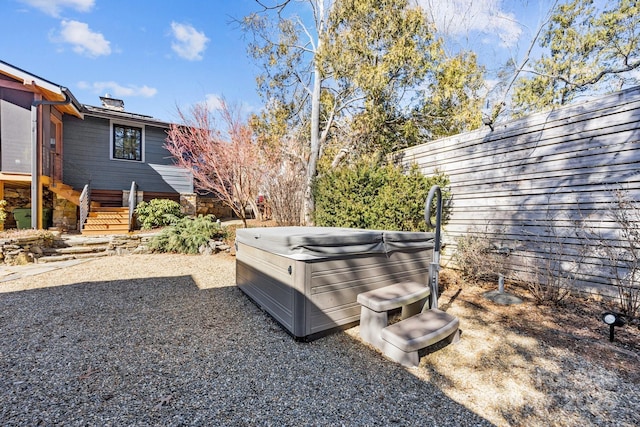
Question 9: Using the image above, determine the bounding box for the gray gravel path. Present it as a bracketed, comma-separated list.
[0, 254, 491, 426]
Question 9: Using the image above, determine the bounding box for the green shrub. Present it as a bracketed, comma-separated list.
[135, 199, 184, 230]
[313, 160, 450, 231]
[149, 215, 224, 254]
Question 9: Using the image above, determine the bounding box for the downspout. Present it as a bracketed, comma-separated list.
[31, 89, 72, 229]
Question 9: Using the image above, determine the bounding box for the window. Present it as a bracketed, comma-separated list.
[112, 123, 143, 161]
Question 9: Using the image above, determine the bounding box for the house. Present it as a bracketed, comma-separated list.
[0, 60, 194, 234]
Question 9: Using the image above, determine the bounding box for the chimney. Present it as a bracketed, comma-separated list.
[100, 93, 125, 111]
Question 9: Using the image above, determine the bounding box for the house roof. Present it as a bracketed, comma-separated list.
[0, 60, 84, 118]
[82, 104, 171, 127]
[1, 60, 172, 126]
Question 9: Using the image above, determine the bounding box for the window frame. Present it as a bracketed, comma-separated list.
[110, 120, 145, 162]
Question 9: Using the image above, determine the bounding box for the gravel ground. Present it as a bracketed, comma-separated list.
[0, 253, 638, 426]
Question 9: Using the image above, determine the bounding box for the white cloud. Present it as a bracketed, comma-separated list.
[57, 20, 111, 57]
[419, 0, 522, 47]
[198, 94, 257, 117]
[20, 0, 94, 17]
[78, 81, 158, 98]
[170, 22, 209, 61]
[204, 94, 224, 111]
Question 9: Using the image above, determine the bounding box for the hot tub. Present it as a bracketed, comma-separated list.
[235, 227, 434, 340]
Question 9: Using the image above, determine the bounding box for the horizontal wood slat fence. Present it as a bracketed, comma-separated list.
[396, 86, 640, 297]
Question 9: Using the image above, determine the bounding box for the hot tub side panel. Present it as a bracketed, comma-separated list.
[305, 248, 432, 336]
[236, 242, 307, 337]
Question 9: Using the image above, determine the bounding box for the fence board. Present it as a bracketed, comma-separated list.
[398, 87, 640, 298]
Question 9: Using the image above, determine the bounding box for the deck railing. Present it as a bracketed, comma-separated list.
[79, 184, 90, 233]
[128, 181, 137, 231]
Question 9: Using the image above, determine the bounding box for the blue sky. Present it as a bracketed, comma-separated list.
[1, 0, 556, 123]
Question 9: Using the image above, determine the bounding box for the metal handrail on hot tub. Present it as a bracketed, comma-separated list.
[426, 185, 443, 310]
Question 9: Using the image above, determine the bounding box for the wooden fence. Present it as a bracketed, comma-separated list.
[396, 86, 640, 297]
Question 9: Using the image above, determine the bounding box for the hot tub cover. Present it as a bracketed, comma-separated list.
[235, 227, 435, 260]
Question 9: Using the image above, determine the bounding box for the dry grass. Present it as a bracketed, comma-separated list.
[348, 268, 640, 426]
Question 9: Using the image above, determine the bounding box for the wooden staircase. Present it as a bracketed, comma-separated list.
[49, 183, 99, 208]
[82, 207, 130, 235]
[49, 182, 132, 236]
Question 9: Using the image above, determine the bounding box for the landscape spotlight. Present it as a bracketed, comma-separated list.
[602, 312, 626, 342]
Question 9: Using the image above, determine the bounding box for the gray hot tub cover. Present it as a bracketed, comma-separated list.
[235, 227, 435, 260]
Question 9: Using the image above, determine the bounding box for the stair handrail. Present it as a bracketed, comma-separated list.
[128, 181, 137, 231]
[79, 184, 91, 233]
[49, 150, 56, 186]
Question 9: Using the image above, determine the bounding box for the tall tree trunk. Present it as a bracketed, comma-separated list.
[304, 61, 322, 225]
[303, 0, 327, 226]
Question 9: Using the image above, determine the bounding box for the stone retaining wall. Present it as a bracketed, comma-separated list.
[0, 232, 231, 265]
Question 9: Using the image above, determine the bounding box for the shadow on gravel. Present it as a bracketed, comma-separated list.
[0, 276, 492, 426]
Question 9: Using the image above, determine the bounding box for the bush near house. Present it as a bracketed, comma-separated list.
[149, 215, 224, 254]
[314, 161, 450, 231]
[135, 199, 184, 230]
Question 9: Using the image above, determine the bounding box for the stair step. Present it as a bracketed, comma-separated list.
[88, 212, 128, 218]
[55, 236, 112, 246]
[37, 251, 111, 263]
[92, 207, 129, 213]
[51, 182, 73, 189]
[83, 223, 129, 230]
[86, 217, 128, 224]
[42, 245, 109, 255]
[81, 231, 128, 237]
[48, 182, 102, 208]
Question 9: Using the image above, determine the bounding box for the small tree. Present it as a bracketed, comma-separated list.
[165, 100, 263, 228]
[261, 137, 306, 226]
[453, 226, 512, 284]
[523, 206, 587, 305]
[590, 189, 640, 319]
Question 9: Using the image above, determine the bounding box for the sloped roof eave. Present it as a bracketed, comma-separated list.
[82, 104, 172, 127]
[0, 60, 84, 118]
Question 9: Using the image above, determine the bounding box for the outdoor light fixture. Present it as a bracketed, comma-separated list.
[482, 115, 494, 131]
[602, 312, 626, 342]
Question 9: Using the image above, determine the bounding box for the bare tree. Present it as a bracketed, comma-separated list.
[523, 204, 588, 305]
[165, 101, 263, 228]
[589, 189, 640, 319]
[261, 136, 306, 226]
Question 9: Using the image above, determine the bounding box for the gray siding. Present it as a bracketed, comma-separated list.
[398, 86, 640, 297]
[63, 115, 192, 193]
